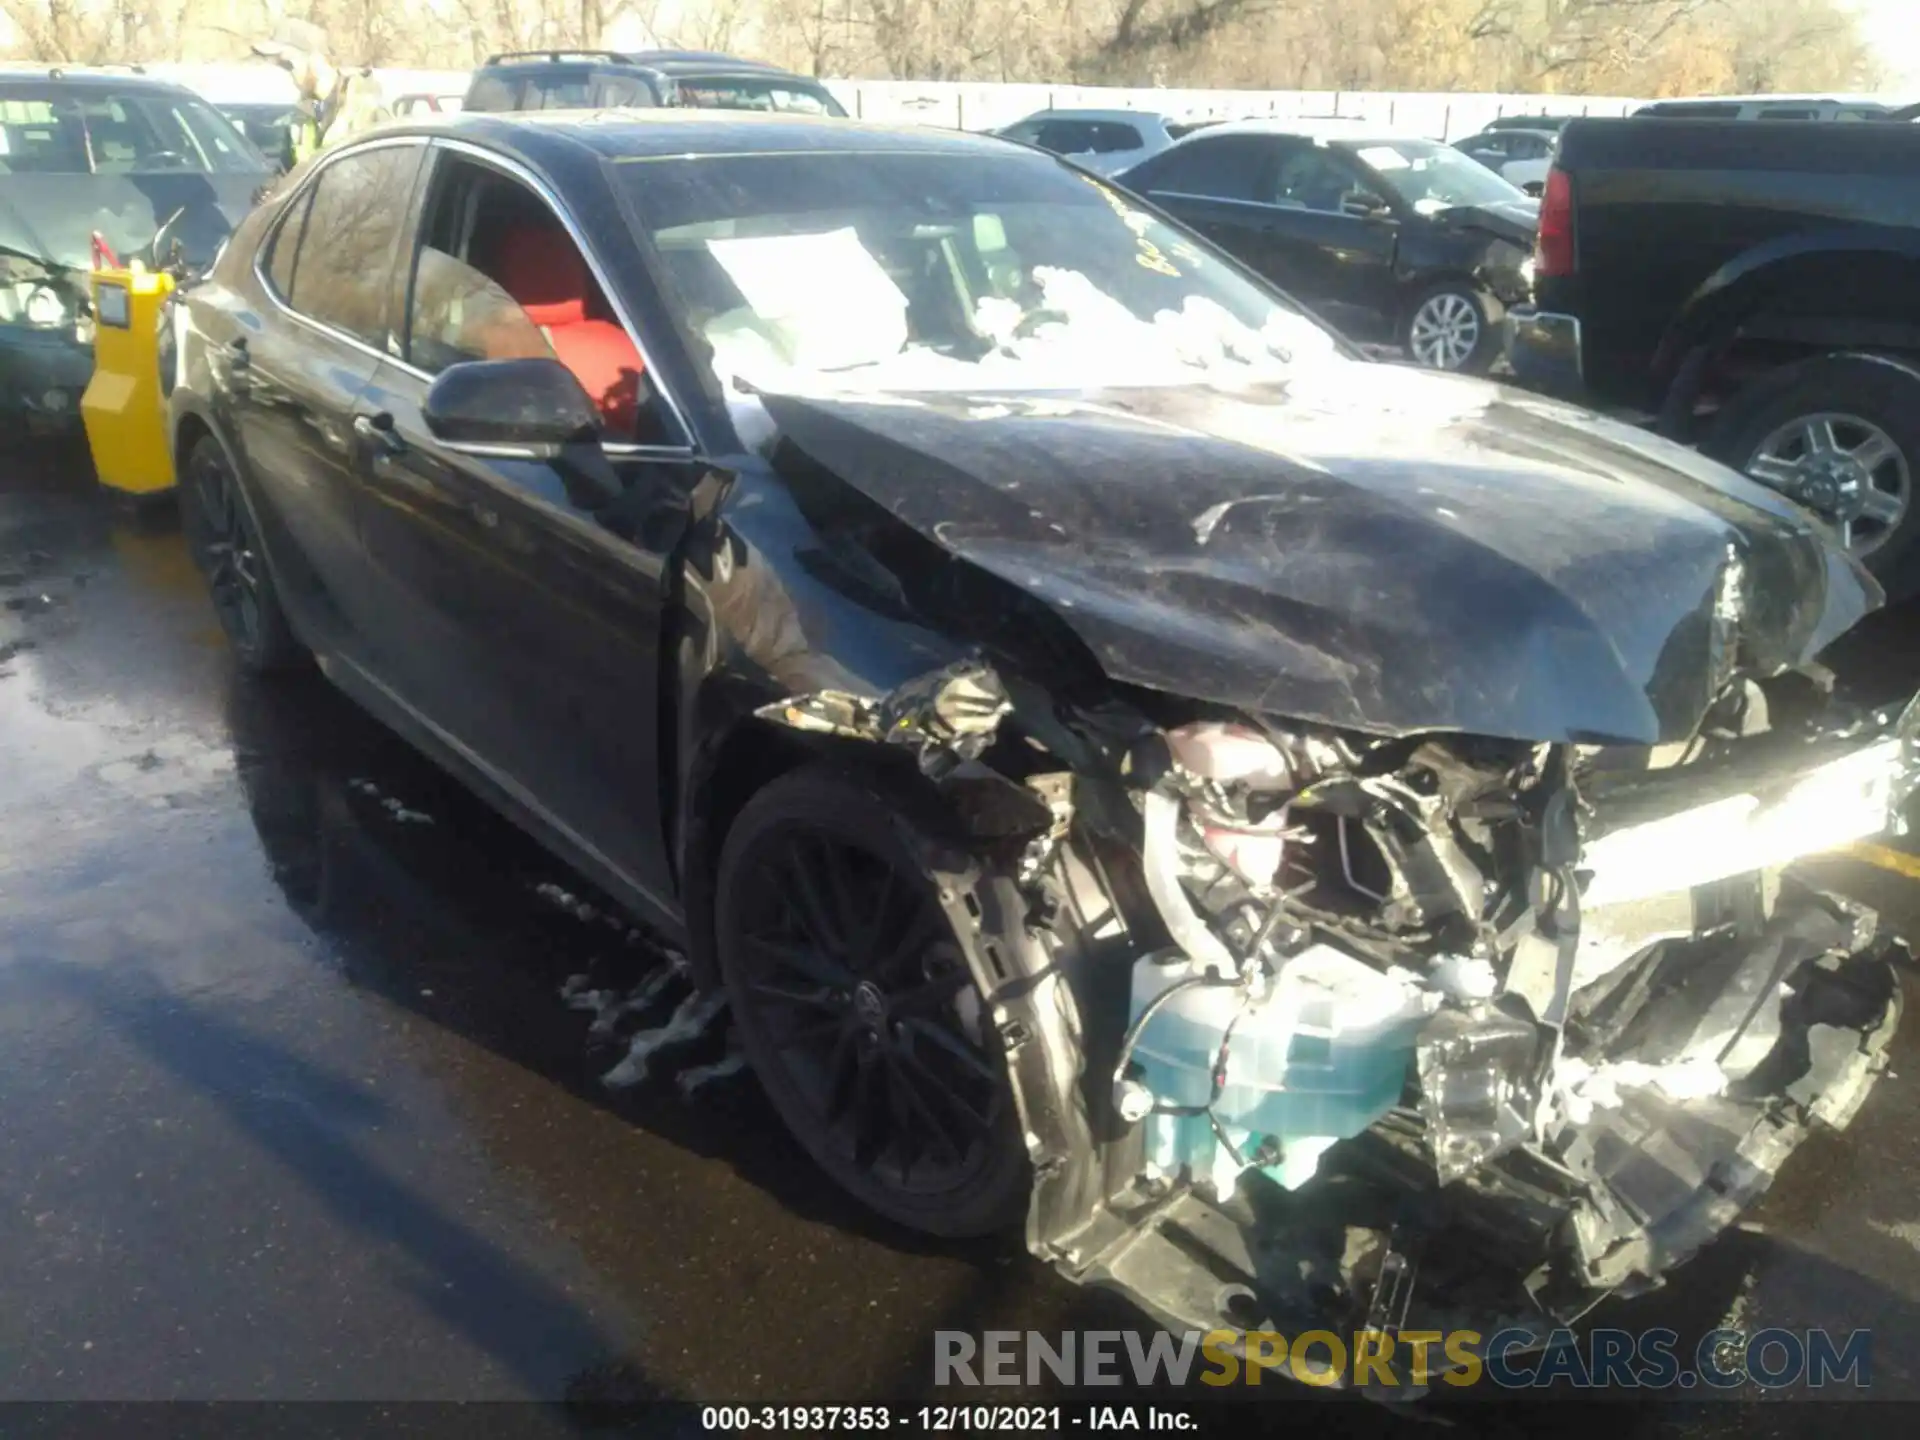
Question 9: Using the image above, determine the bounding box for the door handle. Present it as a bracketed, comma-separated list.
[353, 411, 406, 460]
[227, 336, 250, 373]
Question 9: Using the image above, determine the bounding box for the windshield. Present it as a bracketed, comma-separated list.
[669, 76, 848, 118]
[0, 86, 265, 175]
[612, 149, 1340, 395]
[1341, 139, 1525, 214]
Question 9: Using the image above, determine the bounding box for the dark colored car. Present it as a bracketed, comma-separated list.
[1115, 122, 1537, 373]
[0, 66, 269, 436]
[1482, 113, 1579, 133]
[166, 107, 1914, 1380]
[1509, 117, 1920, 594]
[219, 101, 301, 172]
[1633, 94, 1892, 122]
[461, 48, 845, 117]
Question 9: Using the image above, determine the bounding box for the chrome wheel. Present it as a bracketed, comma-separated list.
[1743, 412, 1911, 557]
[1408, 291, 1483, 371]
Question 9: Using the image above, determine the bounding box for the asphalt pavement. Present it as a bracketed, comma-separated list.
[8, 445, 1920, 1433]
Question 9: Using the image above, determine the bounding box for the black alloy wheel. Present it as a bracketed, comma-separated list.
[717, 768, 1030, 1237]
[181, 436, 301, 673]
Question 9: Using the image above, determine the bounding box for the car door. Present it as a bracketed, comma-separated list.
[1253, 141, 1400, 341]
[348, 145, 696, 919]
[236, 139, 428, 661]
[1458, 134, 1510, 173]
[1123, 134, 1288, 276]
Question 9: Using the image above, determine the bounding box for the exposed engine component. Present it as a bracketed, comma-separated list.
[1096, 694, 1914, 1368]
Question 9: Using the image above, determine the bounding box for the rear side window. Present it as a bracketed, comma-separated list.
[670, 77, 845, 117]
[463, 74, 520, 112]
[1033, 120, 1143, 155]
[264, 188, 314, 299]
[1126, 136, 1275, 203]
[1757, 107, 1817, 121]
[279, 146, 424, 350]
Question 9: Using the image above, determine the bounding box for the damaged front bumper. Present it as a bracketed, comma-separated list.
[1, 323, 93, 437]
[762, 663, 1918, 1394]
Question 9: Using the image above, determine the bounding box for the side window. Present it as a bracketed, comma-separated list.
[1758, 107, 1817, 121]
[1033, 121, 1099, 154]
[999, 121, 1039, 144]
[463, 74, 520, 113]
[1271, 146, 1378, 214]
[263, 187, 313, 300]
[1087, 122, 1144, 155]
[592, 74, 657, 108]
[284, 145, 423, 349]
[1131, 136, 1273, 202]
[403, 156, 676, 445]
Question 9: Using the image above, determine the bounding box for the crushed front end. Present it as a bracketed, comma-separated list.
[1013, 676, 1918, 1390]
[773, 657, 1920, 1393]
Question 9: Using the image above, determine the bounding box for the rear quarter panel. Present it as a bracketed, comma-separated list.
[1549, 119, 1920, 406]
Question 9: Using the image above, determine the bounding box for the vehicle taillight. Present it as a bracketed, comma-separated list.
[1536, 168, 1574, 279]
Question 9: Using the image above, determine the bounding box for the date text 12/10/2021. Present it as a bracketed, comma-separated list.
[700, 1406, 1199, 1431]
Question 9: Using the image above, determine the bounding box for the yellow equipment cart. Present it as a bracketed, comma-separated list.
[81, 259, 177, 499]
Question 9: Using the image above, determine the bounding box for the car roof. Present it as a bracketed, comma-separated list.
[1005, 108, 1172, 125]
[375, 107, 1025, 164]
[475, 49, 812, 81]
[1186, 117, 1434, 145]
[1638, 93, 1888, 108]
[0, 64, 196, 95]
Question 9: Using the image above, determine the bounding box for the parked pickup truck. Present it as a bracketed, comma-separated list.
[1509, 116, 1920, 594]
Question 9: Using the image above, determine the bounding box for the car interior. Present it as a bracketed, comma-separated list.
[410, 158, 675, 445]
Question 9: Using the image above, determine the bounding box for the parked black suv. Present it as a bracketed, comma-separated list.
[461, 49, 846, 117]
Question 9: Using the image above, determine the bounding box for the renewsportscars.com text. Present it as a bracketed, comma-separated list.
[933, 1326, 1873, 1390]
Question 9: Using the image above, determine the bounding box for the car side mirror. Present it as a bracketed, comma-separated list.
[1341, 192, 1393, 221]
[423, 357, 601, 452]
[423, 357, 623, 511]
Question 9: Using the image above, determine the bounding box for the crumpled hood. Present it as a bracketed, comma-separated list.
[1434, 198, 1538, 246]
[0, 172, 263, 273]
[759, 366, 1876, 745]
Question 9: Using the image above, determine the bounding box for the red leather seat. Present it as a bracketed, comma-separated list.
[490, 224, 644, 434]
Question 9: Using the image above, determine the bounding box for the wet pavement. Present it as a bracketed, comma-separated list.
[9, 444, 1920, 1429]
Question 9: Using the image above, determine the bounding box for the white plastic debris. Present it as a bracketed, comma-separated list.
[601, 990, 728, 1089]
[1554, 1055, 1728, 1126]
[676, 1050, 747, 1096]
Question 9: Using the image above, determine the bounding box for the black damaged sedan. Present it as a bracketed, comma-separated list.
[169, 108, 1916, 1388]
[1113, 122, 1538, 374]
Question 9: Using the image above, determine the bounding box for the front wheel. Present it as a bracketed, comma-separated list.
[180, 435, 303, 673]
[715, 767, 1031, 1238]
[1706, 353, 1920, 597]
[1403, 283, 1499, 374]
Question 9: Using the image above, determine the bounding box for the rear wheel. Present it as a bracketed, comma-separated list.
[1706, 353, 1920, 596]
[715, 767, 1030, 1237]
[180, 435, 302, 673]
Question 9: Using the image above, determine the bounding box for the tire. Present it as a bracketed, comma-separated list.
[1403, 281, 1499, 374]
[1705, 353, 1920, 598]
[715, 766, 1031, 1238]
[180, 434, 303, 673]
